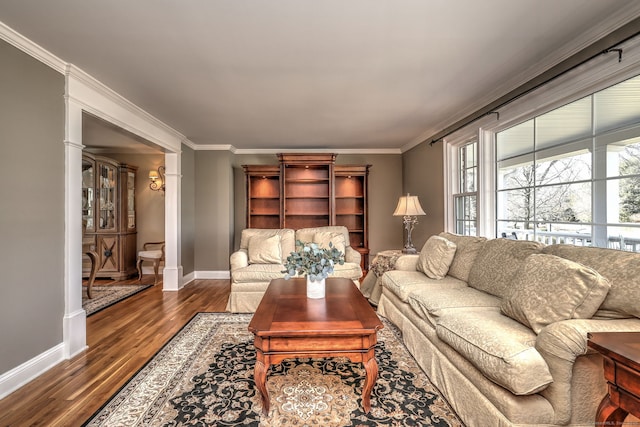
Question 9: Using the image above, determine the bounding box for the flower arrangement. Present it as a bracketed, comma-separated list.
[282, 240, 345, 282]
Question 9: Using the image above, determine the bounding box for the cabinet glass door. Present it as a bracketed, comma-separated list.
[98, 162, 117, 230]
[127, 170, 136, 229]
[82, 158, 95, 232]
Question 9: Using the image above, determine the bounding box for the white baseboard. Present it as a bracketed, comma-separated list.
[0, 343, 65, 400]
[194, 270, 231, 280]
[182, 271, 195, 286]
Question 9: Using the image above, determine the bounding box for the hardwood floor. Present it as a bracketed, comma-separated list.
[0, 277, 231, 427]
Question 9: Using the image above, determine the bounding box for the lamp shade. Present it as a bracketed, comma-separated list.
[393, 193, 426, 216]
[149, 170, 160, 180]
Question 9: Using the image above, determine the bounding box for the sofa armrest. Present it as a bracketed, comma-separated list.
[536, 318, 640, 362]
[345, 246, 361, 265]
[393, 254, 419, 271]
[535, 317, 640, 424]
[230, 249, 249, 271]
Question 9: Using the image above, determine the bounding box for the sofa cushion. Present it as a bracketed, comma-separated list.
[381, 270, 467, 302]
[439, 232, 487, 282]
[231, 264, 286, 283]
[467, 238, 544, 299]
[408, 287, 501, 325]
[542, 244, 640, 319]
[417, 235, 457, 280]
[248, 234, 282, 264]
[313, 231, 346, 254]
[436, 311, 553, 395]
[501, 254, 611, 333]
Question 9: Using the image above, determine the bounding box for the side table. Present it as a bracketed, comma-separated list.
[360, 250, 403, 306]
[587, 332, 640, 426]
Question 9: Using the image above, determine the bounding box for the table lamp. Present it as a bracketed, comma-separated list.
[393, 193, 426, 254]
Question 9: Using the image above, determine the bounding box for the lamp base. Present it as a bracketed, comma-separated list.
[402, 247, 418, 255]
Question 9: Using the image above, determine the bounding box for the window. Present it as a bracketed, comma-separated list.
[454, 141, 478, 235]
[495, 74, 640, 251]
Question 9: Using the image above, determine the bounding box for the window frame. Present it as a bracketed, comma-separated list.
[444, 35, 640, 243]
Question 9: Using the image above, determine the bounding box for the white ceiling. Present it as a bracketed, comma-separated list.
[1, 1, 640, 152]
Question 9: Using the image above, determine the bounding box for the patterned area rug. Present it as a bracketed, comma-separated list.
[84, 313, 463, 426]
[83, 284, 152, 317]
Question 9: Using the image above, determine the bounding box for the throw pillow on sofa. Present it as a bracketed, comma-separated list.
[248, 234, 282, 264]
[313, 231, 346, 254]
[501, 253, 611, 334]
[417, 235, 457, 280]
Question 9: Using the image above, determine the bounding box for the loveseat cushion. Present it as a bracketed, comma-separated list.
[417, 235, 457, 280]
[436, 311, 553, 395]
[542, 244, 640, 319]
[328, 262, 362, 280]
[408, 287, 501, 325]
[439, 232, 487, 282]
[501, 254, 610, 333]
[248, 234, 282, 264]
[313, 230, 347, 254]
[467, 238, 544, 298]
[239, 228, 295, 262]
[381, 270, 467, 302]
[230, 264, 286, 283]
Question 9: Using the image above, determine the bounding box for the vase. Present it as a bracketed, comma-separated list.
[306, 276, 326, 299]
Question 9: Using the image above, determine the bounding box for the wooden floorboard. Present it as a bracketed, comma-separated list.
[0, 277, 231, 427]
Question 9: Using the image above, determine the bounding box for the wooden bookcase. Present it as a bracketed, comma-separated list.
[334, 164, 370, 253]
[244, 154, 370, 268]
[244, 165, 281, 229]
[279, 153, 335, 229]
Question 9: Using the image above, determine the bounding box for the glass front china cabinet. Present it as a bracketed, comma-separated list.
[82, 153, 138, 280]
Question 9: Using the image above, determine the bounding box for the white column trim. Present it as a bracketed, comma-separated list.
[163, 152, 183, 291]
[63, 66, 187, 358]
[63, 95, 87, 358]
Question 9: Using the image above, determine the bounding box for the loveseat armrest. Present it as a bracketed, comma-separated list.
[393, 254, 419, 271]
[345, 246, 361, 265]
[230, 249, 249, 271]
[535, 317, 640, 424]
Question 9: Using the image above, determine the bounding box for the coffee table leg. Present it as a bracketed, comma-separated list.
[362, 357, 378, 413]
[254, 359, 270, 415]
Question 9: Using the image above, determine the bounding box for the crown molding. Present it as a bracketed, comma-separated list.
[189, 145, 402, 154]
[0, 21, 66, 73]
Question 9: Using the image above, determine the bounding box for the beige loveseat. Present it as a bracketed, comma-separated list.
[377, 232, 640, 426]
[227, 226, 363, 312]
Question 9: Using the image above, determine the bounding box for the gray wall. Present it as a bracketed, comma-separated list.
[108, 153, 165, 250]
[181, 145, 195, 275]
[194, 150, 234, 271]
[0, 40, 65, 373]
[231, 153, 404, 257]
[401, 142, 445, 250]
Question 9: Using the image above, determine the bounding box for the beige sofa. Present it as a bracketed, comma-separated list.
[227, 226, 363, 312]
[377, 232, 640, 427]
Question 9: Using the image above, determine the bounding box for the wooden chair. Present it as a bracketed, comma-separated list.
[84, 250, 99, 299]
[137, 241, 165, 285]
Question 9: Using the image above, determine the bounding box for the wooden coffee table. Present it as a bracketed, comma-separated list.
[248, 277, 384, 415]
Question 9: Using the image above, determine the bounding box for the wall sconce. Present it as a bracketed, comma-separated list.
[149, 166, 165, 194]
[393, 193, 426, 254]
